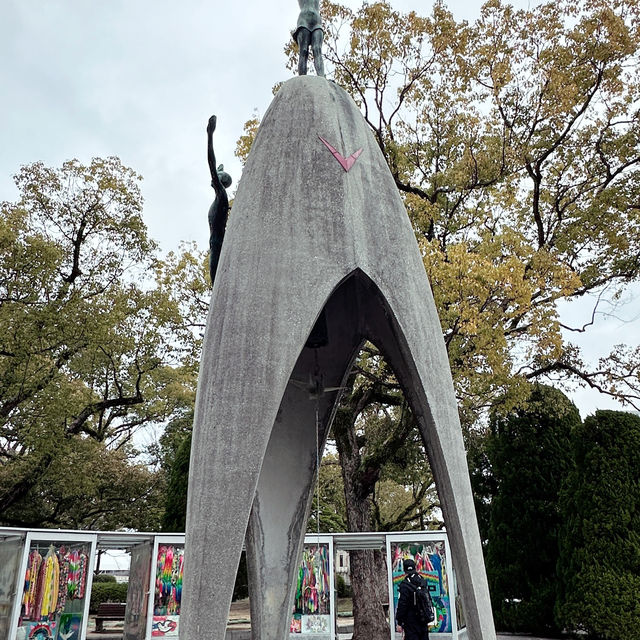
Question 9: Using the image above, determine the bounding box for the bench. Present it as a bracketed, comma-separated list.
[95, 602, 127, 632]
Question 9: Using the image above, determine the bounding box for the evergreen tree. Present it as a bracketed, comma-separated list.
[557, 410, 640, 639]
[485, 384, 579, 634]
[161, 431, 192, 533]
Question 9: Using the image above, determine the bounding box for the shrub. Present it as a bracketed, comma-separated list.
[336, 574, 352, 598]
[557, 410, 640, 639]
[89, 581, 129, 613]
[93, 573, 117, 583]
[484, 385, 578, 635]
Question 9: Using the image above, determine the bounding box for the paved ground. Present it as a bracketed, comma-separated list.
[226, 601, 560, 639]
[87, 625, 558, 640]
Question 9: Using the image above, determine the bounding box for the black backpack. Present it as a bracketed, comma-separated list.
[404, 576, 435, 624]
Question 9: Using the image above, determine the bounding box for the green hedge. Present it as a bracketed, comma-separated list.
[557, 410, 640, 639]
[336, 574, 352, 598]
[485, 384, 578, 636]
[89, 582, 129, 613]
[93, 573, 117, 583]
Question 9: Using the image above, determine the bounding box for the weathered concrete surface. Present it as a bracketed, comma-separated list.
[182, 75, 496, 640]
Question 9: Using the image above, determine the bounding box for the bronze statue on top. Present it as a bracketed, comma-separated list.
[294, 0, 325, 77]
[207, 115, 232, 287]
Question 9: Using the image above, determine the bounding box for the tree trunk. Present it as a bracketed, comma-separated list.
[334, 404, 389, 640]
[349, 549, 389, 640]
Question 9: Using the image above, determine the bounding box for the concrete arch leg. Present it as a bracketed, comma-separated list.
[246, 278, 363, 640]
[356, 272, 495, 640]
[244, 269, 492, 639]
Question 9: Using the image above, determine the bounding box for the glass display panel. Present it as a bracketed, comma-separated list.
[290, 542, 333, 639]
[124, 543, 153, 640]
[453, 567, 465, 631]
[152, 544, 183, 638]
[0, 535, 25, 639]
[390, 539, 452, 635]
[17, 540, 91, 640]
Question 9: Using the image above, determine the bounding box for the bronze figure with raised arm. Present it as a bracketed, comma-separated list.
[206, 115, 232, 287]
[294, 0, 325, 76]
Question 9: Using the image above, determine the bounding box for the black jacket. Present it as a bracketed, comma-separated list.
[396, 573, 430, 640]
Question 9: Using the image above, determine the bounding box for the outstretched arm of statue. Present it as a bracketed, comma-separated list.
[207, 115, 225, 196]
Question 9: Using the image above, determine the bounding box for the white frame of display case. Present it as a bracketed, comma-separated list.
[386, 531, 459, 640]
[10, 530, 97, 640]
[145, 535, 184, 640]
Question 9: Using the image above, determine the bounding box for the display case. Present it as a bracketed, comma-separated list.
[11, 531, 97, 640]
[387, 532, 460, 639]
[0, 527, 469, 640]
[147, 536, 183, 639]
[289, 535, 335, 639]
[0, 532, 26, 639]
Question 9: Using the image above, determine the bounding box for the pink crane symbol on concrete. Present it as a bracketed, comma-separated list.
[318, 135, 363, 172]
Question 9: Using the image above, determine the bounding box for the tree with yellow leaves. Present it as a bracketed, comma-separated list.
[0, 159, 205, 528]
[237, 1, 640, 635]
[293, 0, 640, 418]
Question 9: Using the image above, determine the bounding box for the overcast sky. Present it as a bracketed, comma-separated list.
[1, 0, 638, 417]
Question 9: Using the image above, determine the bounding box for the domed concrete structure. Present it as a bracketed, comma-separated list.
[181, 75, 496, 640]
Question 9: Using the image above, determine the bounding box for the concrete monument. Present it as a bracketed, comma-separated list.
[181, 76, 496, 640]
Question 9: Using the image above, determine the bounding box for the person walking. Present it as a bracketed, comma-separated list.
[396, 558, 432, 640]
